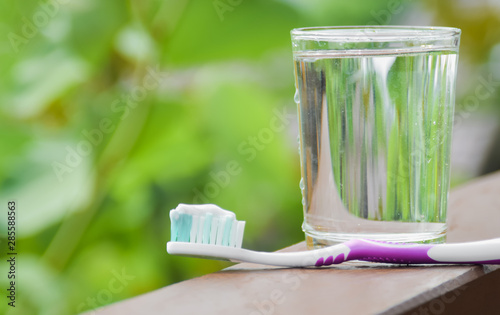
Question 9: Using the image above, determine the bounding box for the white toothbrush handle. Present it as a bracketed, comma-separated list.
[167, 242, 351, 267]
[427, 238, 500, 263]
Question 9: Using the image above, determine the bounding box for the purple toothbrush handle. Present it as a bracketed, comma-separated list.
[313, 239, 437, 266]
[344, 239, 437, 264]
[316, 238, 500, 265]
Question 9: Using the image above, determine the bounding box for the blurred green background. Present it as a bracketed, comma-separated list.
[0, 0, 499, 314]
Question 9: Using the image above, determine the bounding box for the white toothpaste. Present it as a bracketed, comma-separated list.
[174, 203, 236, 218]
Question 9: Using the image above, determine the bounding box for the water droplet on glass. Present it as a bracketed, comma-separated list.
[294, 90, 300, 104]
[299, 178, 304, 190]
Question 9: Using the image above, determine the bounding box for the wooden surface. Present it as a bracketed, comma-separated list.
[92, 171, 500, 315]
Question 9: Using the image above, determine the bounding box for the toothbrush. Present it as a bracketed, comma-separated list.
[167, 204, 500, 267]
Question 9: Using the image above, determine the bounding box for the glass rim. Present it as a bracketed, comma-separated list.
[291, 25, 461, 41]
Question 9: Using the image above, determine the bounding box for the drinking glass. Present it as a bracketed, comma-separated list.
[291, 26, 461, 248]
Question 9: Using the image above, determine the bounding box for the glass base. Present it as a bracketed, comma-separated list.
[305, 230, 447, 250]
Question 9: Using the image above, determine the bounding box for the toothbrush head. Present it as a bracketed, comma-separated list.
[169, 204, 246, 248]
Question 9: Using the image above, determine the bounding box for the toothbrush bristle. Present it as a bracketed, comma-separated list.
[169, 204, 245, 248]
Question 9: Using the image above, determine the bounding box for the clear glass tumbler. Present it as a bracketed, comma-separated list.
[291, 26, 461, 248]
